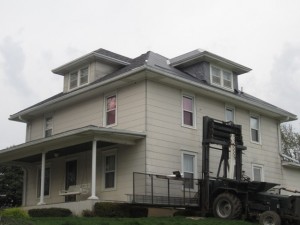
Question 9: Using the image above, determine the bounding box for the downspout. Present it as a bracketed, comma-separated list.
[18, 115, 27, 123]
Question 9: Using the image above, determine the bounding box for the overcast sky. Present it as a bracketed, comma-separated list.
[0, 0, 300, 149]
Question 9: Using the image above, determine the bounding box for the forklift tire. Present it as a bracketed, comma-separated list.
[259, 211, 281, 225]
[213, 192, 242, 219]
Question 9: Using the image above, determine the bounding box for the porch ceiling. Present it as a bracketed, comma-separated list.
[0, 126, 146, 164]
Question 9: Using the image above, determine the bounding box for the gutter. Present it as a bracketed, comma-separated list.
[170, 50, 252, 74]
[10, 66, 146, 121]
[10, 64, 297, 122]
[146, 66, 297, 121]
[52, 52, 131, 75]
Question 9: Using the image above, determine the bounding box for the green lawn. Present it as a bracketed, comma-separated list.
[29, 217, 256, 225]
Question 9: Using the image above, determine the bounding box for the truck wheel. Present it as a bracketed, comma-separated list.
[213, 193, 242, 219]
[259, 211, 281, 225]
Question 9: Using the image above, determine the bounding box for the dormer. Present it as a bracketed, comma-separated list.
[52, 49, 132, 93]
[169, 49, 251, 91]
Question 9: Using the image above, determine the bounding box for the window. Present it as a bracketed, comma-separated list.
[210, 65, 233, 90]
[225, 106, 235, 122]
[69, 71, 78, 89]
[37, 167, 50, 197]
[182, 95, 195, 127]
[182, 152, 197, 189]
[103, 152, 116, 189]
[69, 67, 89, 90]
[44, 116, 53, 137]
[250, 115, 260, 143]
[79, 67, 88, 85]
[105, 94, 117, 126]
[252, 164, 264, 181]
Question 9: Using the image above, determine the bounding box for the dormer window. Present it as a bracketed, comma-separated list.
[210, 65, 233, 90]
[69, 67, 89, 90]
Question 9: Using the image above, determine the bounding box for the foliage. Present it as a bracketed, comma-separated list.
[94, 202, 148, 218]
[0, 217, 33, 225]
[0, 207, 29, 218]
[0, 166, 23, 208]
[173, 209, 201, 217]
[28, 208, 72, 217]
[29, 217, 255, 225]
[280, 124, 300, 162]
[82, 209, 95, 217]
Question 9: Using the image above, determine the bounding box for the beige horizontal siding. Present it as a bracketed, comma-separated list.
[145, 80, 283, 185]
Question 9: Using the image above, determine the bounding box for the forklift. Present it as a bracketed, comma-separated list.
[201, 116, 300, 225]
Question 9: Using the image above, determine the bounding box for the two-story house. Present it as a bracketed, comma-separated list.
[0, 48, 297, 214]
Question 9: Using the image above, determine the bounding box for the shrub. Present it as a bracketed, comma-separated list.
[0, 207, 29, 218]
[94, 203, 148, 218]
[173, 209, 201, 217]
[82, 209, 95, 217]
[28, 207, 72, 217]
[0, 217, 33, 225]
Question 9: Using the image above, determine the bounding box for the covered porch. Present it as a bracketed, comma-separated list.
[0, 126, 146, 212]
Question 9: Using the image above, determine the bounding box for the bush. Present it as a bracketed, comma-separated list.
[0, 208, 29, 218]
[28, 207, 72, 217]
[94, 203, 148, 218]
[173, 209, 201, 217]
[0, 217, 33, 225]
[82, 209, 95, 217]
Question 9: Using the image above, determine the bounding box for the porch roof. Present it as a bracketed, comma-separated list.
[0, 126, 146, 163]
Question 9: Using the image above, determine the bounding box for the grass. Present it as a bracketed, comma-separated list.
[29, 217, 256, 225]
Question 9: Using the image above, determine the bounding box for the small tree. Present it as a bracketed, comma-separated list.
[280, 124, 300, 162]
[0, 165, 23, 208]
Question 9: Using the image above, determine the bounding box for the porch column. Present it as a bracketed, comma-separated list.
[88, 139, 99, 200]
[22, 168, 27, 206]
[38, 152, 46, 205]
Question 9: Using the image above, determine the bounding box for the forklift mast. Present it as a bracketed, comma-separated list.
[201, 116, 247, 212]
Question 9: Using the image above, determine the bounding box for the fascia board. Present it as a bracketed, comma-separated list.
[0, 126, 146, 162]
[170, 51, 251, 74]
[10, 64, 296, 123]
[146, 66, 297, 121]
[52, 52, 131, 75]
[10, 66, 146, 121]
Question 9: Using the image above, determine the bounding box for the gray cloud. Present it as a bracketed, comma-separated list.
[267, 44, 300, 128]
[0, 37, 31, 96]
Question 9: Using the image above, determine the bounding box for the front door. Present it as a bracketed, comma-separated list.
[65, 160, 77, 202]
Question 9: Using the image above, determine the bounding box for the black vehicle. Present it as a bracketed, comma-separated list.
[201, 116, 300, 225]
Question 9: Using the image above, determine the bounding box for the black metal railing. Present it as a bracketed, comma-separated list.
[129, 172, 200, 207]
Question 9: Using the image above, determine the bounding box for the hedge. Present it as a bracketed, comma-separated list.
[28, 207, 72, 217]
[0, 208, 29, 219]
[94, 202, 148, 218]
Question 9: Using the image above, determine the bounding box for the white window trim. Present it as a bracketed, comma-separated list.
[250, 114, 261, 144]
[181, 93, 196, 129]
[225, 105, 235, 122]
[102, 149, 117, 191]
[103, 93, 118, 127]
[36, 165, 51, 199]
[181, 150, 198, 191]
[252, 163, 264, 182]
[43, 114, 53, 138]
[68, 66, 89, 90]
[210, 64, 234, 91]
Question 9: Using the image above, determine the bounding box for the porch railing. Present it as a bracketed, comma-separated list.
[128, 172, 200, 207]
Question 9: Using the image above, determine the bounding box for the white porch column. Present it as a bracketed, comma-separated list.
[22, 168, 27, 207]
[38, 152, 46, 205]
[88, 139, 99, 200]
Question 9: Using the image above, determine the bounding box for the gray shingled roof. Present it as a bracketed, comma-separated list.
[10, 49, 297, 121]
